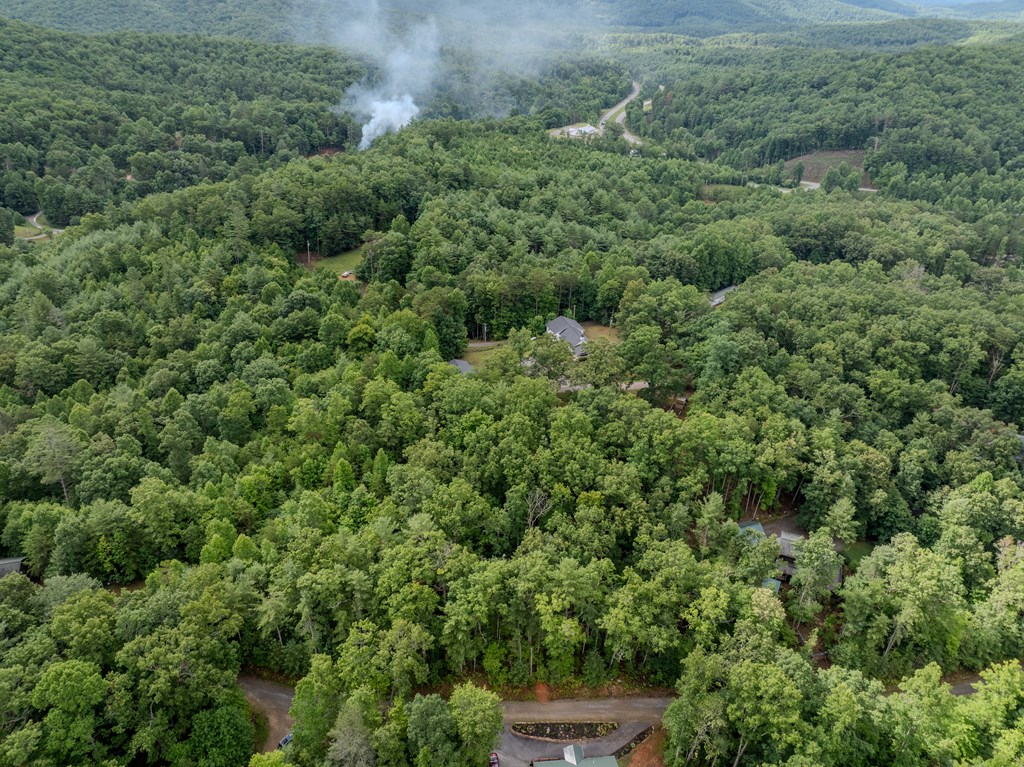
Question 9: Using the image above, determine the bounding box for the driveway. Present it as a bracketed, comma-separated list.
[948, 660, 1024, 696]
[497, 697, 670, 767]
[238, 674, 294, 752]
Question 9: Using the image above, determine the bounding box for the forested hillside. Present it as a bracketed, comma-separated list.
[2, 112, 1024, 765]
[3, 6, 1024, 767]
[0, 0, 915, 39]
[623, 34, 1024, 218]
[0, 17, 628, 226]
[0, 0, 311, 41]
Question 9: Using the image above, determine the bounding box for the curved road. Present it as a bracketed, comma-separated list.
[20, 212, 64, 241]
[501, 697, 671, 767]
[236, 666, 1009, 763]
[238, 675, 294, 753]
[237, 674, 667, 759]
[598, 80, 643, 145]
[552, 81, 643, 146]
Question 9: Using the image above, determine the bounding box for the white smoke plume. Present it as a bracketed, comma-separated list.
[356, 94, 420, 149]
[303, 0, 602, 148]
[317, 1, 441, 148]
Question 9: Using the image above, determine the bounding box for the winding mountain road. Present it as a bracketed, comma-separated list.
[598, 80, 643, 145]
[551, 81, 643, 145]
[19, 212, 64, 241]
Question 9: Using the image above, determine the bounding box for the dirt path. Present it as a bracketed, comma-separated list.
[502, 696, 670, 724]
[238, 674, 294, 753]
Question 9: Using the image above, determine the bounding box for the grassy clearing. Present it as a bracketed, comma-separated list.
[15, 225, 43, 239]
[844, 541, 875, 571]
[462, 343, 504, 367]
[582, 321, 620, 343]
[315, 245, 365, 274]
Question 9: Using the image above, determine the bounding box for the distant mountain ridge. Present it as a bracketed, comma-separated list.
[2, 0, 1023, 40]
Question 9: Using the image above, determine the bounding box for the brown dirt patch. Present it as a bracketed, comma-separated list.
[294, 251, 323, 269]
[624, 727, 666, 767]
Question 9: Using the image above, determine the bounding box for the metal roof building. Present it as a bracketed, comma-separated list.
[0, 557, 26, 578]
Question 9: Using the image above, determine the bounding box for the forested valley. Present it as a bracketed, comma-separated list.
[2, 3, 1024, 767]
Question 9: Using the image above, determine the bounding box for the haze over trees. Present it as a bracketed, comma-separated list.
[2, 3, 1024, 767]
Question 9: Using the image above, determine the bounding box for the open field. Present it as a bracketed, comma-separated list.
[14, 225, 43, 239]
[784, 149, 875, 188]
[311, 246, 365, 274]
[462, 342, 505, 367]
[582, 321, 621, 343]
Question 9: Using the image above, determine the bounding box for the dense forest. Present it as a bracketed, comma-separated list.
[2, 5, 1024, 767]
[0, 16, 629, 227]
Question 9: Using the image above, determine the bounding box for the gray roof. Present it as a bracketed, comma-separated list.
[448, 359, 474, 374]
[0, 557, 25, 577]
[547, 316, 588, 356]
[778, 531, 804, 559]
[710, 285, 737, 308]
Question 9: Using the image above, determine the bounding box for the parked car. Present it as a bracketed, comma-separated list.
[277, 733, 293, 749]
[489, 753, 499, 766]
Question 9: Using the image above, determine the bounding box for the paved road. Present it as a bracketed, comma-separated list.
[551, 82, 643, 146]
[598, 80, 643, 145]
[238, 675, 294, 753]
[948, 660, 1024, 697]
[236, 675, 667, 763]
[20, 211, 64, 241]
[498, 722, 654, 767]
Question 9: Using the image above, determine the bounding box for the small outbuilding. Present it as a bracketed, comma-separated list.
[762, 577, 783, 593]
[448, 359, 474, 374]
[0, 557, 26, 578]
